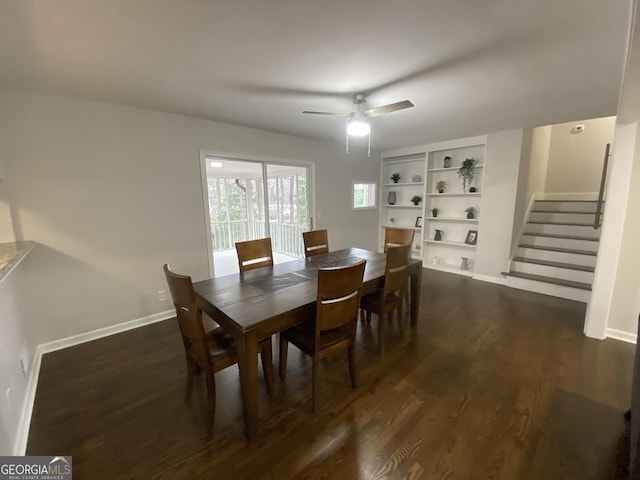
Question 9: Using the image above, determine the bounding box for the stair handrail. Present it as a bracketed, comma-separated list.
[594, 143, 610, 229]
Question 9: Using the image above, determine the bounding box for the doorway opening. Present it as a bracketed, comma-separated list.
[201, 155, 312, 277]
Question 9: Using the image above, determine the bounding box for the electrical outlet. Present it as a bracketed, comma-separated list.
[158, 289, 167, 302]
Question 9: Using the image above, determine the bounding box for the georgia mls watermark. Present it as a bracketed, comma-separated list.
[0, 456, 72, 480]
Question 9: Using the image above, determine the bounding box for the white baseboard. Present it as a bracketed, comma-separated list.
[606, 327, 637, 344]
[38, 309, 174, 355]
[13, 309, 175, 455]
[472, 274, 506, 285]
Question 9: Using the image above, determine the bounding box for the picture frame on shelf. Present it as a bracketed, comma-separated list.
[465, 230, 478, 245]
[415, 216, 423, 228]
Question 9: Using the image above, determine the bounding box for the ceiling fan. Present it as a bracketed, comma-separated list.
[302, 93, 414, 155]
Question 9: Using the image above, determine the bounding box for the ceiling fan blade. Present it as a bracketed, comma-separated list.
[302, 110, 351, 117]
[365, 100, 414, 117]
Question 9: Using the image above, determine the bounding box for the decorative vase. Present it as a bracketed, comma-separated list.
[443, 156, 452, 168]
[432, 210, 438, 218]
[469, 187, 477, 193]
[431, 256, 440, 265]
[461, 257, 469, 270]
[387, 191, 397, 205]
[438, 189, 444, 194]
[434, 229, 444, 241]
[412, 175, 422, 182]
[467, 212, 474, 219]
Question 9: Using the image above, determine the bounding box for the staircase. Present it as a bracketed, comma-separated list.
[504, 199, 601, 303]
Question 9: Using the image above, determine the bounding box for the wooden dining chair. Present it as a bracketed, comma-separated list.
[236, 237, 274, 273]
[382, 227, 414, 311]
[360, 243, 411, 354]
[163, 264, 274, 431]
[279, 259, 366, 413]
[383, 227, 415, 253]
[302, 229, 329, 257]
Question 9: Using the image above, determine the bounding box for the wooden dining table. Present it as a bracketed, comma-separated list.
[193, 247, 422, 440]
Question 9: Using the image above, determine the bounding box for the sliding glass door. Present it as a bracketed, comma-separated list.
[202, 155, 311, 276]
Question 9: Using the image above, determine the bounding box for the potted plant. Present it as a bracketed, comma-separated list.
[436, 180, 446, 193]
[465, 206, 476, 219]
[457, 158, 476, 193]
[391, 172, 401, 183]
[411, 195, 422, 206]
[431, 207, 438, 218]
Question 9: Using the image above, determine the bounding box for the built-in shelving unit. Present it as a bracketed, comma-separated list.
[424, 142, 485, 274]
[379, 153, 426, 259]
[380, 138, 487, 276]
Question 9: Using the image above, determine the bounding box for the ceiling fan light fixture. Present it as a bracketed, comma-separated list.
[347, 113, 370, 137]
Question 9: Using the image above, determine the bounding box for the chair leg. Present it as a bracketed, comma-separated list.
[360, 308, 365, 324]
[348, 345, 357, 389]
[397, 304, 405, 336]
[185, 356, 197, 401]
[366, 310, 372, 325]
[260, 336, 274, 396]
[404, 286, 410, 319]
[312, 357, 319, 414]
[279, 334, 289, 379]
[378, 312, 386, 355]
[204, 371, 216, 431]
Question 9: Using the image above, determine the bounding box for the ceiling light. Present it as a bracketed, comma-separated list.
[347, 113, 370, 137]
[210, 161, 223, 168]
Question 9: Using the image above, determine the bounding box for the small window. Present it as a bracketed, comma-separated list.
[352, 182, 376, 209]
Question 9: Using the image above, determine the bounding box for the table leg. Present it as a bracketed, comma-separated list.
[410, 266, 422, 327]
[238, 329, 259, 440]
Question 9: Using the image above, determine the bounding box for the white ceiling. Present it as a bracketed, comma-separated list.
[0, 1, 632, 151]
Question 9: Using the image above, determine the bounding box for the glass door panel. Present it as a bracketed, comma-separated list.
[204, 157, 311, 276]
[205, 158, 265, 276]
[266, 164, 310, 259]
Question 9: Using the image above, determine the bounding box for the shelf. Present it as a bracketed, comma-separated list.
[424, 264, 474, 277]
[383, 156, 426, 165]
[382, 182, 424, 187]
[424, 240, 477, 249]
[426, 217, 479, 223]
[427, 193, 481, 197]
[428, 164, 485, 172]
[381, 224, 422, 231]
[382, 204, 423, 208]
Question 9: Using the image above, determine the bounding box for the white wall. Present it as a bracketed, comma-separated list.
[544, 117, 616, 194]
[585, 122, 637, 339]
[586, 2, 640, 341]
[474, 129, 524, 281]
[511, 126, 552, 250]
[0, 247, 34, 455]
[0, 88, 380, 453]
[0, 184, 15, 243]
[607, 121, 640, 334]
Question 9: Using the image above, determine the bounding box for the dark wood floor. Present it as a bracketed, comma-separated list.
[27, 270, 634, 479]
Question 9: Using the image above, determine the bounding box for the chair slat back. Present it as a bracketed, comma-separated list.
[316, 259, 366, 332]
[303, 229, 329, 257]
[236, 238, 274, 272]
[383, 228, 415, 253]
[163, 264, 211, 367]
[383, 244, 411, 295]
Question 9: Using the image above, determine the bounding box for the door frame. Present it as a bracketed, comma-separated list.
[199, 149, 316, 278]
